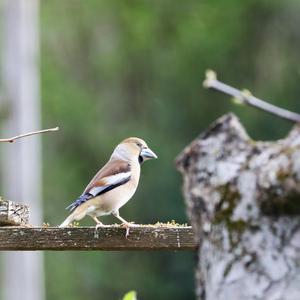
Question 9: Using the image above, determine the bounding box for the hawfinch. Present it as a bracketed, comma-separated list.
[59, 137, 157, 236]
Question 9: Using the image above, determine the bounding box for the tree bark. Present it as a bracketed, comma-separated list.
[0, 199, 29, 226]
[176, 113, 300, 300]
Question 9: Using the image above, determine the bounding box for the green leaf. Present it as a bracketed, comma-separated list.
[122, 290, 137, 300]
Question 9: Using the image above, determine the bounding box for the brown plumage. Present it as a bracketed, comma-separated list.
[84, 160, 131, 194]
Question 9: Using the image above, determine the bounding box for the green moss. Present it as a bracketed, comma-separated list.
[214, 184, 241, 224]
[227, 220, 247, 233]
[223, 261, 234, 278]
[262, 192, 300, 216]
[276, 169, 290, 182]
[212, 184, 249, 247]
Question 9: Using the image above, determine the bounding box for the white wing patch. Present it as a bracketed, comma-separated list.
[89, 172, 131, 197]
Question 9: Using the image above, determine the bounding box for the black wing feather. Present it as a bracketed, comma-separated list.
[65, 177, 131, 211]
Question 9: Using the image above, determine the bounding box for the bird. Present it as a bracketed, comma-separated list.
[59, 137, 157, 237]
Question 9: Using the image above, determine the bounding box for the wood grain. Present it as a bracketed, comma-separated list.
[0, 226, 196, 251]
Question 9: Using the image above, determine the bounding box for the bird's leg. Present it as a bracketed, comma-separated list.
[91, 216, 105, 229]
[112, 211, 137, 238]
[91, 216, 108, 238]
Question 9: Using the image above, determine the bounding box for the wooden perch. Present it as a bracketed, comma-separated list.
[0, 199, 29, 225]
[0, 126, 59, 143]
[203, 70, 300, 123]
[0, 226, 196, 251]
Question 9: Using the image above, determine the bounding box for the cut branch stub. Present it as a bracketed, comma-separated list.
[176, 113, 300, 300]
[0, 199, 29, 226]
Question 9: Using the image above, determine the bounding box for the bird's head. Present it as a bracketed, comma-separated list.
[112, 137, 158, 163]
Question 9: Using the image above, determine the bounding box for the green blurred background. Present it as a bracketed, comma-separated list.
[39, 0, 300, 299]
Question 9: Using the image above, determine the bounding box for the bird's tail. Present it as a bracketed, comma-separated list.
[59, 206, 87, 227]
[59, 214, 74, 228]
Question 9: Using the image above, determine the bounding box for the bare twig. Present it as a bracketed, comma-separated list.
[203, 70, 300, 123]
[0, 127, 59, 143]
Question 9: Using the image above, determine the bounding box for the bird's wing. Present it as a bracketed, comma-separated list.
[66, 160, 131, 211]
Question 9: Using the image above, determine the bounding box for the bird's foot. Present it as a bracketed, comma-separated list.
[120, 222, 138, 239]
[95, 223, 104, 230]
[94, 222, 109, 238]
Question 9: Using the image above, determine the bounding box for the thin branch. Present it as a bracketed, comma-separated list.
[203, 70, 300, 123]
[0, 127, 59, 143]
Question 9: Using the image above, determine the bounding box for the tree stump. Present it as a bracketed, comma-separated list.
[0, 198, 29, 226]
[176, 113, 300, 300]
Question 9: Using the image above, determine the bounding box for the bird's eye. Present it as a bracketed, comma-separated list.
[136, 142, 142, 147]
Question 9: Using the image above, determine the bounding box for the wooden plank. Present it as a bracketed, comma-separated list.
[0, 199, 29, 226]
[0, 226, 196, 251]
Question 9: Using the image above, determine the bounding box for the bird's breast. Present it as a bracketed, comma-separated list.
[99, 180, 138, 212]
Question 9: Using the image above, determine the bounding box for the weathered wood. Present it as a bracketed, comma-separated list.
[177, 113, 300, 300]
[0, 226, 196, 251]
[0, 199, 29, 225]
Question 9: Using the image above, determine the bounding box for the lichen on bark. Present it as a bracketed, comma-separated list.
[0, 198, 29, 225]
[177, 113, 300, 300]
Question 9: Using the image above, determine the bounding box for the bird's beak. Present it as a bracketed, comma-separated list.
[140, 147, 158, 160]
